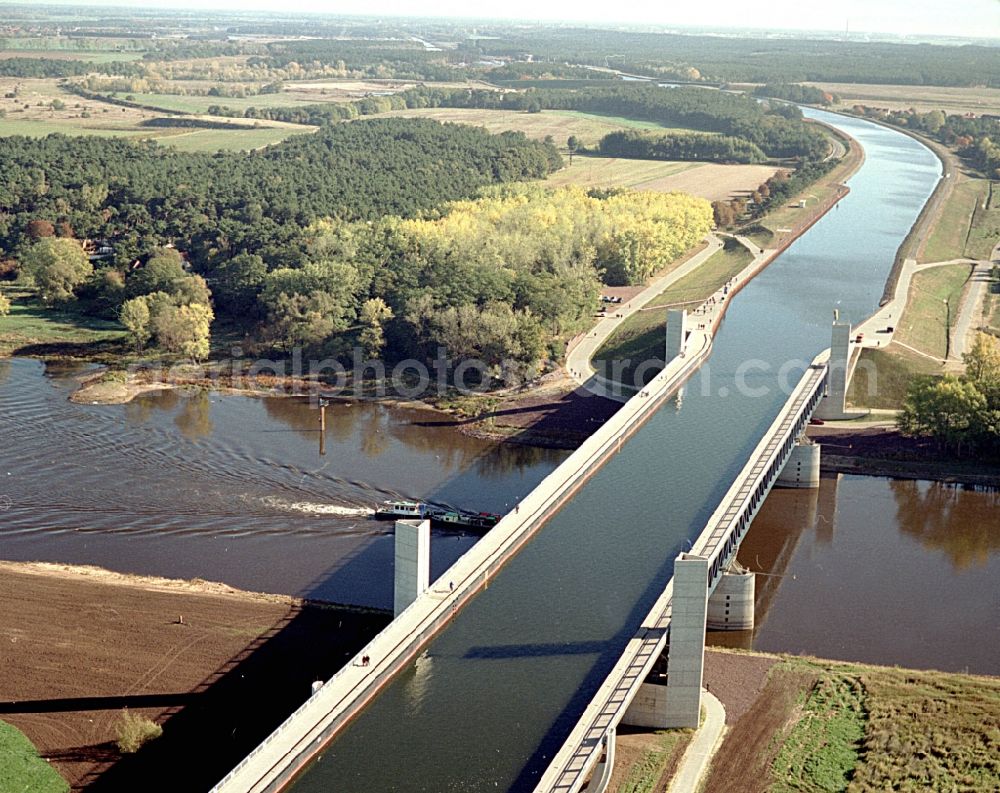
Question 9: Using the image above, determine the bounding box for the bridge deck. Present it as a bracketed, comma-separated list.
[535, 352, 830, 793]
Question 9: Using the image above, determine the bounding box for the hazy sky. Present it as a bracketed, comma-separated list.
[22, 0, 1000, 40]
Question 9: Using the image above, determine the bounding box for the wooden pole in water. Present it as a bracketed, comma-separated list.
[319, 399, 328, 456]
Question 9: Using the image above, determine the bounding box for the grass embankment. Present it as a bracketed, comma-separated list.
[593, 241, 753, 385]
[895, 263, 973, 359]
[0, 719, 68, 793]
[0, 285, 127, 358]
[613, 729, 690, 793]
[846, 347, 939, 409]
[704, 654, 1000, 793]
[922, 178, 986, 263]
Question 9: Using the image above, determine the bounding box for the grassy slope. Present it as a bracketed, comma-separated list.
[705, 654, 1000, 793]
[0, 286, 126, 356]
[847, 346, 940, 409]
[0, 719, 68, 793]
[895, 263, 973, 359]
[966, 180, 1000, 261]
[615, 730, 689, 793]
[593, 243, 754, 385]
[771, 674, 866, 793]
[922, 178, 984, 263]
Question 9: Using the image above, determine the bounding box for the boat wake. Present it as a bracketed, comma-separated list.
[260, 496, 375, 517]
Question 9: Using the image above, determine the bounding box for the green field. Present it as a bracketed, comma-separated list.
[895, 263, 973, 359]
[0, 286, 127, 357]
[0, 719, 68, 793]
[0, 117, 312, 151]
[122, 91, 321, 114]
[0, 48, 144, 63]
[381, 107, 693, 147]
[0, 117, 149, 138]
[593, 242, 754, 386]
[156, 125, 313, 152]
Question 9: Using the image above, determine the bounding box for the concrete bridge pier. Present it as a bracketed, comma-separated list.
[623, 553, 708, 729]
[815, 319, 852, 420]
[776, 438, 821, 488]
[394, 519, 430, 617]
[707, 564, 755, 630]
[665, 308, 688, 363]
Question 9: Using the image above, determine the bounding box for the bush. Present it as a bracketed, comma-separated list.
[115, 709, 162, 754]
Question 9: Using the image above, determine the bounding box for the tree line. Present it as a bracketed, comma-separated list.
[0, 57, 144, 79]
[849, 105, 1000, 178]
[596, 129, 766, 164]
[752, 84, 837, 106]
[206, 84, 827, 161]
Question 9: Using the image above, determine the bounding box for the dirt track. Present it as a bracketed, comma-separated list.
[702, 652, 817, 793]
[0, 562, 388, 791]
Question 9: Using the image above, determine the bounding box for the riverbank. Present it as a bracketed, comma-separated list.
[699, 648, 1000, 793]
[807, 424, 1000, 486]
[0, 561, 388, 791]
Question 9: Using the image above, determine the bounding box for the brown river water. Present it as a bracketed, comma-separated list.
[708, 473, 1000, 675]
[0, 358, 997, 672]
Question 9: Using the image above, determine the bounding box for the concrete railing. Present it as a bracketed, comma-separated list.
[212, 322, 716, 793]
[533, 351, 830, 793]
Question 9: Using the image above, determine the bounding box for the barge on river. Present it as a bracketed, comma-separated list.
[374, 500, 501, 533]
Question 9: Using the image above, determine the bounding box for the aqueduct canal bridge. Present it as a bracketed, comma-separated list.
[218, 108, 942, 792]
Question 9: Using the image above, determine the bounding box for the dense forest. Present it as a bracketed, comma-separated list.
[472, 29, 1000, 87]
[0, 118, 712, 376]
[0, 118, 559, 259]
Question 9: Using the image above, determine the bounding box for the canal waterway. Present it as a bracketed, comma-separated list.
[282, 114, 949, 791]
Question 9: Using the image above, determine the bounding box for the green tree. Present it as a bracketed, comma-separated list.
[567, 135, 579, 165]
[150, 302, 214, 360]
[20, 237, 92, 303]
[898, 376, 987, 456]
[963, 332, 1000, 390]
[212, 253, 266, 314]
[119, 296, 151, 353]
[358, 297, 393, 358]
